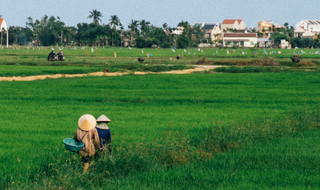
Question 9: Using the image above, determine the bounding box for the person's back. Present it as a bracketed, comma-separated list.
[95, 115, 112, 155]
[73, 114, 100, 172]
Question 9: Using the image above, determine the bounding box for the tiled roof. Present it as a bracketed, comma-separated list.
[223, 33, 257, 38]
[222, 19, 242, 24]
[202, 24, 217, 30]
[0, 18, 3, 26]
[306, 20, 320, 25]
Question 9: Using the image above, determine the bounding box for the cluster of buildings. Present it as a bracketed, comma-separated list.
[173, 19, 320, 48]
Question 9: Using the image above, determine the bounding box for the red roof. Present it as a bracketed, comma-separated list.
[222, 19, 243, 24]
[0, 18, 3, 26]
[223, 33, 257, 38]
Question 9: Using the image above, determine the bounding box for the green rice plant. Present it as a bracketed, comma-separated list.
[3, 106, 320, 189]
[1, 72, 320, 189]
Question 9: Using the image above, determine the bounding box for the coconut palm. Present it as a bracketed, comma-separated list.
[109, 15, 121, 30]
[139, 19, 150, 36]
[128, 19, 139, 45]
[88, 9, 103, 25]
[109, 15, 121, 46]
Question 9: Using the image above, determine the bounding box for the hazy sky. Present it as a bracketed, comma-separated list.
[1, 0, 319, 29]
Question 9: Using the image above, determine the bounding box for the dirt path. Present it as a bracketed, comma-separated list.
[0, 65, 223, 82]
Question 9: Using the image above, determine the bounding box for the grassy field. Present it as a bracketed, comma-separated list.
[1, 72, 320, 189]
[0, 47, 320, 77]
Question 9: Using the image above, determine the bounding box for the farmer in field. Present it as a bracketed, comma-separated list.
[74, 114, 100, 172]
[95, 115, 112, 157]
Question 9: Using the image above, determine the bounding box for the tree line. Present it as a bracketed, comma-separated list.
[2, 10, 320, 48]
[3, 10, 205, 48]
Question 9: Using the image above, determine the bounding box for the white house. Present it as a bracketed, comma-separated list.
[223, 33, 257, 47]
[0, 18, 8, 47]
[193, 22, 222, 42]
[257, 35, 271, 48]
[280, 39, 289, 49]
[221, 19, 246, 31]
[172, 26, 184, 35]
[294, 20, 320, 37]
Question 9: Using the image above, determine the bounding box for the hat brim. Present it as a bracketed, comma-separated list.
[78, 114, 96, 131]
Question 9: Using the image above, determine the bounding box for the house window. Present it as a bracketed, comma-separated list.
[250, 41, 254, 45]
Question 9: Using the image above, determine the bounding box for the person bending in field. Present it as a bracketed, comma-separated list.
[95, 115, 113, 159]
[74, 114, 100, 173]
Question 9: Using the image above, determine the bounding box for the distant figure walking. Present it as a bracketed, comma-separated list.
[95, 115, 112, 157]
[74, 114, 100, 172]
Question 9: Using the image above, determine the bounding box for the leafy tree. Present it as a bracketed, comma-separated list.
[190, 24, 205, 44]
[135, 36, 146, 48]
[88, 10, 103, 25]
[270, 32, 288, 46]
[8, 26, 33, 45]
[177, 34, 189, 48]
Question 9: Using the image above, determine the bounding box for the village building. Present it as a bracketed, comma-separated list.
[294, 20, 320, 37]
[280, 39, 290, 49]
[172, 26, 184, 35]
[0, 18, 9, 47]
[257, 20, 281, 31]
[193, 22, 222, 42]
[221, 19, 246, 31]
[223, 33, 257, 47]
[257, 35, 271, 48]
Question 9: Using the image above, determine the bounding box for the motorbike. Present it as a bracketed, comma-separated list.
[47, 53, 65, 61]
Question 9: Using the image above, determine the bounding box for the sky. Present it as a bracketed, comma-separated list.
[1, 0, 320, 29]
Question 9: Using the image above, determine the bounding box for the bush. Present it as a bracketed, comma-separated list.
[162, 42, 171, 48]
[135, 37, 146, 48]
[214, 66, 281, 73]
[294, 62, 317, 67]
[177, 35, 189, 49]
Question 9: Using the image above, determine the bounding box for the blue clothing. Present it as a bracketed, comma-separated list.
[95, 127, 111, 148]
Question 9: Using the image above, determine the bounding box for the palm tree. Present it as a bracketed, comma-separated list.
[128, 19, 139, 45]
[162, 23, 168, 43]
[88, 9, 103, 25]
[139, 19, 150, 37]
[109, 15, 121, 46]
[109, 15, 121, 30]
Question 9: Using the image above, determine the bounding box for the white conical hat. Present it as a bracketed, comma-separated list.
[78, 114, 96, 131]
[96, 114, 111, 123]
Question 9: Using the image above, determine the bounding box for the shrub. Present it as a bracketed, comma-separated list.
[294, 62, 317, 67]
[214, 66, 280, 73]
[258, 56, 279, 66]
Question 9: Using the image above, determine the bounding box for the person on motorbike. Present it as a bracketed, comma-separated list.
[50, 49, 55, 57]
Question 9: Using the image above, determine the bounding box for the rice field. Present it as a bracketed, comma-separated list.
[1, 72, 320, 189]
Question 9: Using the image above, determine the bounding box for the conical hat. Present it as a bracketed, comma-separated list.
[96, 114, 111, 123]
[78, 114, 96, 131]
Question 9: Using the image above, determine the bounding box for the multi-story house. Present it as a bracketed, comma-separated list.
[294, 20, 320, 37]
[257, 20, 281, 31]
[223, 33, 257, 47]
[193, 22, 222, 42]
[221, 19, 246, 31]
